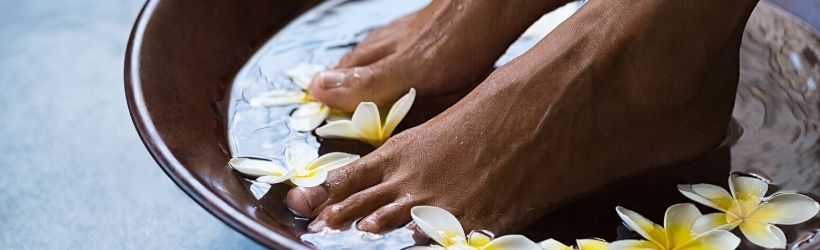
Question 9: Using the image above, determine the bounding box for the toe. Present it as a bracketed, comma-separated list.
[309, 184, 395, 231]
[308, 66, 380, 112]
[286, 156, 383, 220]
[309, 60, 413, 113]
[336, 39, 394, 69]
[285, 186, 327, 218]
[357, 199, 415, 233]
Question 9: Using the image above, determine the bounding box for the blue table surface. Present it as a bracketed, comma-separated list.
[0, 0, 262, 249]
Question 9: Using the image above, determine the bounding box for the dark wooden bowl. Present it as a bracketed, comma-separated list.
[125, 0, 819, 249]
[124, 0, 320, 248]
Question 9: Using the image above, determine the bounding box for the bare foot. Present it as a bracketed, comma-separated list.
[291, 0, 759, 236]
[308, 0, 571, 112]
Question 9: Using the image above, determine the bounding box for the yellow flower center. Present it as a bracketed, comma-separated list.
[295, 166, 316, 177]
[301, 91, 314, 102]
[726, 199, 760, 224]
[440, 231, 467, 247]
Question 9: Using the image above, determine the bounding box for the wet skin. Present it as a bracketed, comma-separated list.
[289, 0, 760, 235]
[308, 0, 572, 112]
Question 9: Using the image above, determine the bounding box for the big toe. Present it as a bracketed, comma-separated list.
[308, 65, 407, 112]
[286, 186, 327, 218]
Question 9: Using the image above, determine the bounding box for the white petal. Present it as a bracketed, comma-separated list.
[256, 173, 293, 185]
[679, 229, 741, 250]
[250, 90, 307, 107]
[229, 158, 288, 176]
[691, 213, 735, 234]
[576, 239, 608, 250]
[663, 203, 702, 248]
[410, 206, 465, 247]
[739, 221, 786, 249]
[615, 206, 667, 247]
[607, 240, 659, 250]
[285, 143, 319, 170]
[482, 235, 541, 250]
[290, 103, 330, 132]
[751, 193, 819, 225]
[382, 88, 416, 138]
[307, 152, 360, 172]
[290, 169, 328, 187]
[729, 175, 768, 203]
[285, 63, 325, 89]
[316, 120, 361, 140]
[326, 109, 351, 122]
[351, 102, 383, 145]
[677, 184, 734, 211]
[537, 239, 571, 250]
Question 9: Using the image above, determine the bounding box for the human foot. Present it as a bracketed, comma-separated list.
[291, 0, 758, 236]
[308, 0, 571, 112]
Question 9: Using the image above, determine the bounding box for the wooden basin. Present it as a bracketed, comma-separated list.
[125, 0, 818, 248]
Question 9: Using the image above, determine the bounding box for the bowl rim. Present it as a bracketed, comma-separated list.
[124, 1, 310, 249]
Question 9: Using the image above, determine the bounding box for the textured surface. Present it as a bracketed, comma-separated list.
[0, 0, 260, 249]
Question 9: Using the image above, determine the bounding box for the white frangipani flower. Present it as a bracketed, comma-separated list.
[678, 174, 820, 249]
[409, 206, 541, 250]
[229, 143, 359, 187]
[538, 239, 607, 250]
[286, 63, 326, 89]
[609, 204, 740, 250]
[316, 88, 416, 147]
[249, 63, 342, 132]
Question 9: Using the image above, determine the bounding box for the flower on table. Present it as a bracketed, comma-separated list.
[316, 88, 416, 147]
[677, 174, 820, 249]
[250, 63, 344, 132]
[609, 204, 740, 250]
[538, 239, 607, 250]
[409, 206, 541, 250]
[228, 143, 359, 187]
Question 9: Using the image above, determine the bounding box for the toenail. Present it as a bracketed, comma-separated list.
[301, 187, 327, 210]
[308, 219, 327, 232]
[331, 204, 342, 213]
[357, 216, 378, 232]
[318, 71, 346, 89]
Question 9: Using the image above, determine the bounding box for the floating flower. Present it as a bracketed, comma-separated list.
[229, 143, 359, 187]
[316, 88, 416, 147]
[249, 63, 342, 132]
[677, 174, 820, 249]
[609, 204, 740, 250]
[410, 206, 541, 250]
[538, 239, 607, 250]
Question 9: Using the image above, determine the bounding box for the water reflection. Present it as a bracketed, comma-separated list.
[301, 222, 417, 249]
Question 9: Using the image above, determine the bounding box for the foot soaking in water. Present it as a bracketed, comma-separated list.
[225, 0, 820, 249]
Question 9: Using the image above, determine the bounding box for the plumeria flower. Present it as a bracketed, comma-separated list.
[678, 174, 820, 249]
[250, 63, 344, 132]
[228, 143, 359, 187]
[609, 204, 740, 250]
[538, 239, 607, 250]
[316, 88, 416, 147]
[409, 206, 541, 250]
